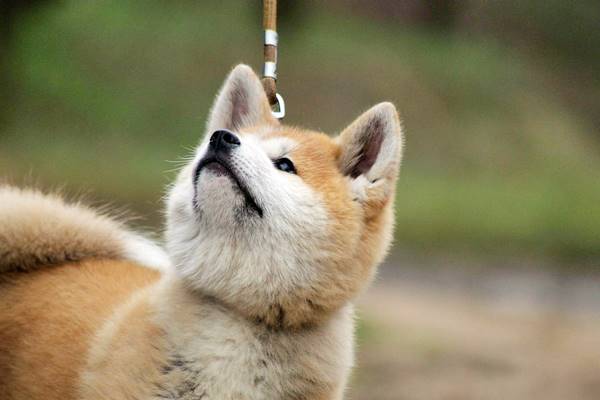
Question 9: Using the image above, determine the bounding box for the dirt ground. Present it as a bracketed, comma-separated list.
[349, 263, 600, 400]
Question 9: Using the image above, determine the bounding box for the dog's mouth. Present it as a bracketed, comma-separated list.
[193, 156, 263, 217]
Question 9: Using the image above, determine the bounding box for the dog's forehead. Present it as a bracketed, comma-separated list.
[243, 125, 340, 161]
[259, 134, 298, 156]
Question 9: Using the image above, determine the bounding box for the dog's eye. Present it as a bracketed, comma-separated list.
[273, 158, 296, 174]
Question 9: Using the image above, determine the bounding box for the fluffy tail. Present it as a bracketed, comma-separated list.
[0, 186, 170, 273]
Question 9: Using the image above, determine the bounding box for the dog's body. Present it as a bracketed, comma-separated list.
[0, 65, 403, 399]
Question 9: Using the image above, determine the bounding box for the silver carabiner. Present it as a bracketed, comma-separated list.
[271, 93, 285, 119]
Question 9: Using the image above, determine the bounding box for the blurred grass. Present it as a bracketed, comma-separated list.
[1, 0, 599, 264]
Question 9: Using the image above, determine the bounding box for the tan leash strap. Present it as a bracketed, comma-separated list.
[262, 0, 285, 118]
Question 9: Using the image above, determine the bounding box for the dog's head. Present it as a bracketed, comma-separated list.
[166, 65, 403, 328]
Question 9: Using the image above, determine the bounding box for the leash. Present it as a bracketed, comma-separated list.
[262, 0, 285, 119]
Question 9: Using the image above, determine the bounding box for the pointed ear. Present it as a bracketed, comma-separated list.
[206, 64, 278, 133]
[337, 102, 403, 203]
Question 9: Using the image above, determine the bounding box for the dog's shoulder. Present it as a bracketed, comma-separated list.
[0, 258, 162, 399]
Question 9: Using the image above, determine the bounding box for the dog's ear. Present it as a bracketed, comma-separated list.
[337, 102, 403, 206]
[206, 64, 278, 133]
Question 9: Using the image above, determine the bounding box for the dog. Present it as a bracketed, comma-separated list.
[0, 64, 404, 399]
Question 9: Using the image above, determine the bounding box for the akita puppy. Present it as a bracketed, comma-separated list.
[0, 65, 403, 399]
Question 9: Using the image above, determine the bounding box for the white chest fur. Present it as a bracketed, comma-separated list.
[149, 278, 355, 400]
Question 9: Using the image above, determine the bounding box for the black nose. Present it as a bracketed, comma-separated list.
[209, 130, 240, 152]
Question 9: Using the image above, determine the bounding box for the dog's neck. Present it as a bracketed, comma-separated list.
[168, 232, 352, 329]
[147, 273, 355, 398]
[155, 270, 346, 332]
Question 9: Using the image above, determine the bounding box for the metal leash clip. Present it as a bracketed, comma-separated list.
[271, 93, 285, 119]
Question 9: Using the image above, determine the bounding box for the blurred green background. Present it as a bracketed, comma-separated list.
[2, 0, 599, 266]
[2, 1, 600, 399]
[1, 0, 599, 265]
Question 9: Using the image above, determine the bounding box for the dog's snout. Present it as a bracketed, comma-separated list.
[209, 130, 240, 152]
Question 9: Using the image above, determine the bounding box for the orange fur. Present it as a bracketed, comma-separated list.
[0, 260, 159, 400]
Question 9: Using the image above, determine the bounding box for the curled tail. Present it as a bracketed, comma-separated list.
[0, 186, 170, 273]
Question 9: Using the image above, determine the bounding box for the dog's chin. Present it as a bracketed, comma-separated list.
[202, 161, 229, 178]
[195, 168, 243, 204]
[194, 167, 262, 219]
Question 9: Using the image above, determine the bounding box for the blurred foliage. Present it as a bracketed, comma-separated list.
[0, 0, 599, 265]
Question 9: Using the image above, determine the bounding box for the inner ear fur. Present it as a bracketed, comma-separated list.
[337, 102, 403, 184]
[206, 64, 278, 134]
